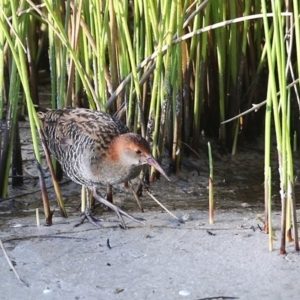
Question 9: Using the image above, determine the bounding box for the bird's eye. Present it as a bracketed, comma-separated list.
[135, 149, 142, 155]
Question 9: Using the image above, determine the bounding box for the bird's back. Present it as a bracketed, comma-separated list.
[38, 108, 130, 187]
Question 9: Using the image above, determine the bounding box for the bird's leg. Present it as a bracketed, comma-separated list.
[74, 187, 103, 227]
[90, 188, 96, 209]
[106, 184, 113, 203]
[136, 180, 143, 197]
[92, 188, 145, 229]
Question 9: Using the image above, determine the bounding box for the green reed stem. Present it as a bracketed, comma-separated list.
[95, 0, 108, 108]
[285, 91, 292, 243]
[0, 60, 19, 197]
[148, 2, 167, 158]
[0, 4, 5, 120]
[264, 83, 272, 235]
[29, 0, 97, 109]
[262, 2, 282, 243]
[267, 166, 273, 251]
[8, 1, 41, 156]
[59, 0, 70, 107]
[293, 0, 300, 86]
[191, 4, 201, 150]
[285, 27, 299, 250]
[212, 0, 226, 141]
[165, 1, 178, 105]
[2, 1, 47, 216]
[107, 0, 120, 107]
[208, 142, 214, 224]
[229, 0, 237, 86]
[114, 1, 142, 112]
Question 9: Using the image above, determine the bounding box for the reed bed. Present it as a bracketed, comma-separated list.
[0, 0, 299, 251]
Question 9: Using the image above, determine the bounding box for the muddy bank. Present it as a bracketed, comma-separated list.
[1, 208, 300, 300]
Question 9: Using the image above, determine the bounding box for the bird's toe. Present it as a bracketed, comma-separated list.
[74, 208, 103, 228]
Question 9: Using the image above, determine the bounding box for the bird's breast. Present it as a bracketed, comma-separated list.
[77, 144, 142, 186]
[93, 162, 142, 186]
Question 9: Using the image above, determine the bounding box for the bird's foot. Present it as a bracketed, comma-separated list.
[117, 212, 145, 229]
[93, 190, 145, 229]
[74, 207, 104, 228]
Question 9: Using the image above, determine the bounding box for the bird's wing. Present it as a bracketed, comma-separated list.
[39, 108, 129, 151]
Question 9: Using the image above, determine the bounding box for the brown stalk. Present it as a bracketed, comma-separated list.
[38, 128, 68, 218]
[128, 181, 144, 212]
[11, 121, 23, 187]
[36, 160, 53, 225]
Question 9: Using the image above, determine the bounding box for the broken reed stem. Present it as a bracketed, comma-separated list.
[208, 142, 214, 224]
[36, 208, 40, 226]
[0, 239, 26, 285]
[128, 181, 144, 212]
[145, 188, 183, 223]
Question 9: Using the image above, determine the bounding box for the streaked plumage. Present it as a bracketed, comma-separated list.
[38, 107, 169, 228]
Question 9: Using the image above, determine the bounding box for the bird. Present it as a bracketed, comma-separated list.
[38, 107, 170, 228]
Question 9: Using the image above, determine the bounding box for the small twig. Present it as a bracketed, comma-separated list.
[128, 181, 144, 212]
[206, 230, 216, 236]
[221, 77, 300, 125]
[0, 239, 27, 286]
[144, 188, 184, 223]
[181, 141, 202, 160]
[107, 238, 112, 249]
[196, 297, 238, 300]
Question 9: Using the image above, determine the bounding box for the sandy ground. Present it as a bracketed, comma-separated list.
[1, 206, 300, 300]
[1, 119, 300, 299]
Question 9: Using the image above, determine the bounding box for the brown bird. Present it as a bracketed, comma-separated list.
[38, 107, 170, 228]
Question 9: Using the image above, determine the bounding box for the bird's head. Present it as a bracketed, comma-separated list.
[109, 133, 170, 181]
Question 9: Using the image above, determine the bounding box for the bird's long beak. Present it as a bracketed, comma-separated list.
[146, 156, 170, 181]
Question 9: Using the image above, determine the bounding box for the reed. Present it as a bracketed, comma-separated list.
[208, 142, 214, 224]
[0, 1, 299, 250]
[261, 0, 299, 252]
